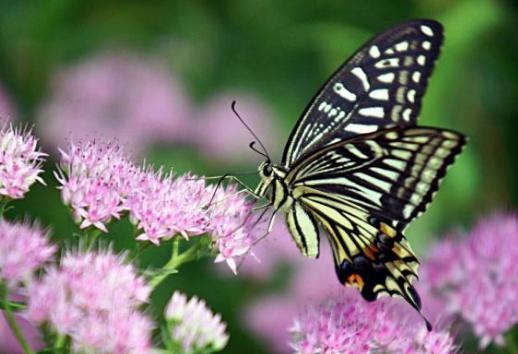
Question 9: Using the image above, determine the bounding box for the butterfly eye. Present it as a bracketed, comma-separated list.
[263, 163, 273, 177]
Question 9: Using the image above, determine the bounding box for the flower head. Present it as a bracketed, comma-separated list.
[290, 290, 456, 354]
[0, 125, 46, 199]
[55, 140, 137, 232]
[38, 52, 192, 154]
[125, 170, 209, 244]
[207, 184, 262, 273]
[165, 291, 229, 353]
[421, 213, 518, 348]
[194, 93, 277, 163]
[0, 219, 56, 288]
[26, 249, 152, 354]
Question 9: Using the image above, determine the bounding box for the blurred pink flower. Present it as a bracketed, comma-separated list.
[244, 245, 340, 353]
[55, 140, 138, 232]
[246, 296, 298, 353]
[420, 213, 518, 348]
[0, 310, 43, 354]
[0, 219, 56, 289]
[290, 290, 456, 354]
[26, 249, 152, 354]
[0, 125, 46, 199]
[232, 220, 301, 280]
[194, 93, 278, 164]
[165, 291, 229, 353]
[38, 52, 192, 154]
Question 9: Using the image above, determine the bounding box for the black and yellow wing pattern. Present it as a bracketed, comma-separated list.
[273, 19, 466, 328]
[285, 128, 465, 325]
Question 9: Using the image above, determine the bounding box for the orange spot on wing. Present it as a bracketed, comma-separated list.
[346, 274, 365, 289]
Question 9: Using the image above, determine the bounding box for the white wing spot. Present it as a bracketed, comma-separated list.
[318, 101, 332, 113]
[402, 108, 412, 121]
[422, 41, 432, 50]
[369, 88, 389, 101]
[385, 48, 395, 55]
[369, 45, 381, 58]
[351, 67, 370, 91]
[395, 41, 409, 52]
[420, 25, 434, 37]
[359, 107, 385, 118]
[378, 72, 395, 83]
[346, 123, 378, 134]
[375, 58, 400, 68]
[417, 55, 426, 66]
[333, 82, 357, 102]
[412, 71, 421, 83]
[407, 89, 416, 103]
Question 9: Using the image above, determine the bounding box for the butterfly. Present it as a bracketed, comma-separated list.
[237, 19, 466, 330]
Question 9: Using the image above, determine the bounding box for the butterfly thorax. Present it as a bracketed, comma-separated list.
[255, 161, 293, 211]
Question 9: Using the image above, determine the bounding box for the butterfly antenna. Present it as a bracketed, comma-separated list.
[231, 100, 271, 161]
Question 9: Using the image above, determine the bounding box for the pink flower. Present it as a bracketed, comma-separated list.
[290, 290, 456, 354]
[194, 93, 278, 164]
[0, 219, 56, 288]
[0, 125, 46, 199]
[126, 170, 209, 244]
[55, 140, 138, 232]
[38, 52, 192, 154]
[207, 184, 262, 273]
[26, 250, 152, 353]
[0, 311, 43, 354]
[165, 291, 229, 353]
[126, 166, 260, 272]
[420, 213, 518, 348]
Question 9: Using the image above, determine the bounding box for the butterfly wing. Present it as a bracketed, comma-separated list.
[282, 19, 444, 167]
[286, 127, 466, 316]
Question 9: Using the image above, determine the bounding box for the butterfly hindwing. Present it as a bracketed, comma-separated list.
[295, 192, 422, 312]
[282, 20, 444, 167]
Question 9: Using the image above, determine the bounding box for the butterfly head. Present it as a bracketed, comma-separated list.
[255, 161, 287, 198]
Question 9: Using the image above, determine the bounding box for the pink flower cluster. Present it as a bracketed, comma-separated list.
[420, 213, 518, 348]
[0, 125, 46, 199]
[0, 219, 56, 289]
[56, 140, 260, 272]
[166, 291, 229, 353]
[36, 51, 280, 164]
[290, 290, 455, 354]
[38, 53, 192, 154]
[126, 170, 209, 244]
[208, 184, 261, 273]
[26, 250, 152, 354]
[55, 140, 138, 232]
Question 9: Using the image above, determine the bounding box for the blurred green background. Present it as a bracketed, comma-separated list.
[1, 0, 517, 353]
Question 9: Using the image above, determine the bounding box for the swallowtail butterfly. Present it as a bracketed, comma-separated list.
[250, 19, 466, 329]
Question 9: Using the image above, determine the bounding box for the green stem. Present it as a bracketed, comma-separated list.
[53, 333, 66, 351]
[149, 240, 206, 290]
[506, 332, 518, 354]
[86, 228, 102, 248]
[0, 284, 34, 354]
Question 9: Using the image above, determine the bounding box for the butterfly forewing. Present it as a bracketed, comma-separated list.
[282, 20, 444, 167]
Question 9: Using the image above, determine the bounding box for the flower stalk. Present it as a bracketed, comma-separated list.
[0, 283, 34, 354]
[149, 236, 210, 290]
